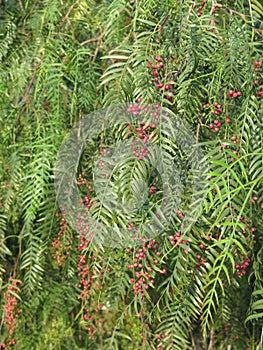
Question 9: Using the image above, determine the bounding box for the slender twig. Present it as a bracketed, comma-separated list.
[14, 57, 44, 137]
[18, 0, 25, 14]
[13, 224, 26, 275]
[59, 0, 79, 32]
[189, 327, 197, 350]
[209, 2, 263, 38]
[80, 29, 107, 62]
[213, 0, 263, 37]
[207, 328, 215, 350]
[23, 59, 43, 103]
[66, 17, 74, 35]
[208, 0, 219, 34]
[213, 3, 247, 21]
[158, 14, 170, 42]
[80, 37, 101, 46]
[196, 104, 203, 143]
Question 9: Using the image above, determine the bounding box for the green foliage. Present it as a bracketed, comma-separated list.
[0, 0, 263, 349]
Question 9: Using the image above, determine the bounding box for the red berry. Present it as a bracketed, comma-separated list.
[226, 118, 231, 124]
[154, 55, 162, 62]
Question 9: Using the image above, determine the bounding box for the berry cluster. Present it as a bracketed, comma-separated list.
[1, 278, 22, 349]
[150, 185, 156, 195]
[126, 102, 160, 155]
[127, 238, 166, 298]
[147, 56, 175, 103]
[78, 172, 93, 209]
[228, 90, 242, 98]
[127, 128, 154, 156]
[168, 230, 192, 256]
[128, 222, 135, 231]
[155, 332, 171, 349]
[224, 147, 241, 160]
[129, 269, 154, 297]
[196, 0, 206, 17]
[81, 195, 92, 210]
[205, 102, 231, 133]
[74, 180, 96, 240]
[77, 235, 110, 298]
[77, 172, 87, 186]
[176, 209, 184, 219]
[127, 100, 161, 122]
[209, 119, 222, 133]
[76, 235, 111, 340]
[235, 256, 250, 277]
[82, 303, 102, 342]
[209, 101, 222, 115]
[51, 212, 72, 266]
[168, 232, 188, 254]
[219, 136, 242, 161]
[252, 54, 263, 98]
[76, 234, 94, 301]
[191, 231, 213, 278]
[256, 85, 263, 98]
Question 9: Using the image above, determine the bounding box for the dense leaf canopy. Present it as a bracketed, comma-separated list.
[0, 0, 263, 349]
